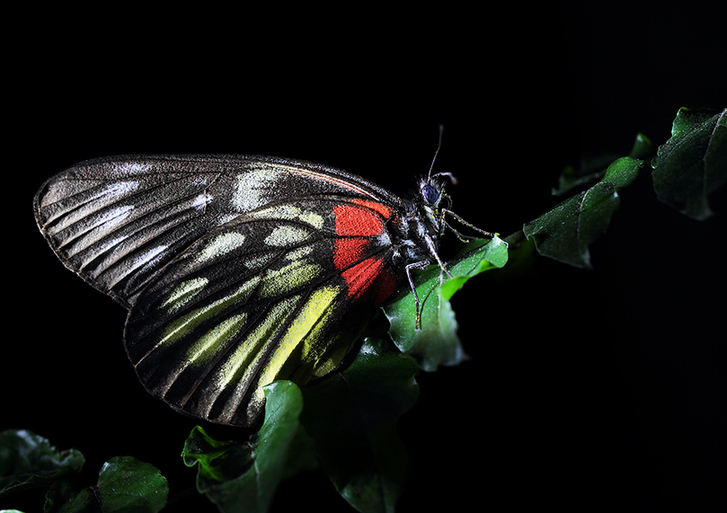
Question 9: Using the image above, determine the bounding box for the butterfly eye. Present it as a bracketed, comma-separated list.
[421, 184, 440, 204]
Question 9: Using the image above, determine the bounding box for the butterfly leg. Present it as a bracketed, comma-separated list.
[436, 193, 470, 243]
[405, 259, 431, 330]
[424, 234, 453, 279]
[441, 208, 496, 239]
[443, 219, 476, 244]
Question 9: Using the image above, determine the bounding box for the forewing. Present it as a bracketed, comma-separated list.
[34, 155, 399, 307]
[124, 199, 394, 426]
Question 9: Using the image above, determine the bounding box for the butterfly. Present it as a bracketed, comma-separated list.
[34, 151, 492, 427]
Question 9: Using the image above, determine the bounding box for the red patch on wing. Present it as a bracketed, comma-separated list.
[333, 238, 366, 270]
[333, 201, 397, 303]
[335, 253, 397, 303]
[340, 257, 384, 299]
[333, 204, 385, 236]
[351, 199, 392, 219]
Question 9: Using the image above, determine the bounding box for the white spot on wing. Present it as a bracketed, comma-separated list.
[197, 233, 246, 263]
[191, 193, 211, 210]
[231, 167, 282, 211]
[286, 246, 313, 261]
[264, 226, 310, 247]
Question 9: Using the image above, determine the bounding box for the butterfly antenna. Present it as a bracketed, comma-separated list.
[427, 124, 445, 181]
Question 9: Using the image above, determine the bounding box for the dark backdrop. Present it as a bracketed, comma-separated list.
[5, 2, 726, 512]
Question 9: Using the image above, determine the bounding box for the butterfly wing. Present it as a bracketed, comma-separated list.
[35, 155, 403, 426]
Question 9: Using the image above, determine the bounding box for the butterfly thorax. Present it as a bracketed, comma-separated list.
[389, 202, 439, 265]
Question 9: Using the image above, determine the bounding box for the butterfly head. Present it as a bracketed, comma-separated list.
[420, 172, 457, 206]
[416, 171, 457, 231]
[420, 182, 440, 205]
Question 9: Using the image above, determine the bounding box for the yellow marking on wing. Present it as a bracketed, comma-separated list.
[258, 261, 321, 298]
[214, 299, 295, 391]
[310, 334, 351, 377]
[298, 211, 324, 229]
[212, 295, 300, 423]
[160, 277, 208, 313]
[157, 275, 261, 347]
[187, 313, 248, 364]
[156, 313, 248, 396]
[252, 285, 340, 405]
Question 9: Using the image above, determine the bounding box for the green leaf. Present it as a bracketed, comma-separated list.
[0, 430, 84, 496]
[382, 236, 508, 371]
[630, 133, 653, 160]
[43, 457, 166, 513]
[523, 156, 643, 268]
[181, 426, 253, 484]
[44, 480, 99, 513]
[96, 456, 168, 513]
[603, 156, 641, 189]
[551, 158, 613, 197]
[301, 338, 419, 513]
[183, 381, 315, 513]
[652, 107, 727, 220]
[551, 133, 651, 197]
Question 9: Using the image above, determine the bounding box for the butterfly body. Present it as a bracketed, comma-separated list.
[34, 154, 457, 426]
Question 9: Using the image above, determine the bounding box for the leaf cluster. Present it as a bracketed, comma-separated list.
[521, 107, 725, 267]
[0, 430, 168, 513]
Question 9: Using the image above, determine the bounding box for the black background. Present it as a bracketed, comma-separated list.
[4, 2, 726, 512]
